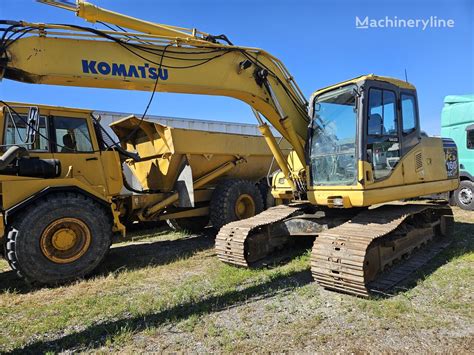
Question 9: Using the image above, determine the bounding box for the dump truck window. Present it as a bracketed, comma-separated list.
[401, 94, 417, 134]
[468, 129, 474, 150]
[3, 114, 49, 151]
[52, 117, 93, 153]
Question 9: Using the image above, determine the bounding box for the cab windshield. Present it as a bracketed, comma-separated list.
[310, 85, 357, 186]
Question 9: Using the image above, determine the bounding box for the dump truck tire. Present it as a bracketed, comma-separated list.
[210, 179, 264, 230]
[5, 192, 112, 285]
[454, 180, 474, 211]
[166, 216, 209, 234]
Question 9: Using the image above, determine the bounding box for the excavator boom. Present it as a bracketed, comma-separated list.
[0, 14, 309, 161]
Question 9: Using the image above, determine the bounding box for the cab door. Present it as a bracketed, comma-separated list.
[365, 82, 402, 183]
[47, 109, 109, 197]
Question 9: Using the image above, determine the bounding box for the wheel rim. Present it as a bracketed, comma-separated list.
[40, 218, 92, 264]
[234, 194, 256, 219]
[459, 187, 473, 205]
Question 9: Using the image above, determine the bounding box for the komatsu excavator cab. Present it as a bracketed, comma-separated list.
[271, 75, 458, 207]
[303, 75, 459, 208]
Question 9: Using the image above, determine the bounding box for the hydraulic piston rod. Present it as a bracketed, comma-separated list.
[144, 158, 244, 217]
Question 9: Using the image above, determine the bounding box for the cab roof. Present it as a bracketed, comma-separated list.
[314, 74, 416, 97]
[1, 101, 93, 114]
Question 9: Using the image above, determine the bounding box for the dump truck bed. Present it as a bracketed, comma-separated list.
[98, 110, 282, 137]
[110, 116, 289, 192]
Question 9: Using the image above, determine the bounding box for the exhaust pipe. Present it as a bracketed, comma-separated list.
[0, 146, 28, 171]
[0, 146, 61, 178]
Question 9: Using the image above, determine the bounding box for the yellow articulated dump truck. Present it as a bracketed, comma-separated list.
[0, 101, 288, 284]
[110, 115, 287, 230]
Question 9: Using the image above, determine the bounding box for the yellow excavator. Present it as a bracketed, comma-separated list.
[0, 0, 459, 296]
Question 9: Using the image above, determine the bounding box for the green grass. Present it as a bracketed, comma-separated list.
[0, 208, 472, 353]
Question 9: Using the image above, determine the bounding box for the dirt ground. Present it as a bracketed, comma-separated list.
[0, 208, 472, 353]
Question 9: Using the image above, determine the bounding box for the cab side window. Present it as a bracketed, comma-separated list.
[401, 94, 417, 134]
[367, 89, 397, 136]
[53, 117, 93, 153]
[367, 88, 400, 180]
[468, 129, 474, 150]
[4, 113, 49, 151]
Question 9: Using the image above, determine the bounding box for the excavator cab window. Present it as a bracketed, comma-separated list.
[401, 94, 417, 134]
[366, 88, 400, 180]
[51, 117, 93, 153]
[399, 90, 421, 154]
[309, 85, 358, 186]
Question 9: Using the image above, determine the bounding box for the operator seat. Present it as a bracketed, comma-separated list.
[61, 133, 76, 152]
[368, 114, 383, 135]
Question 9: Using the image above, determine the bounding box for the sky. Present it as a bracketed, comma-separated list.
[0, 0, 472, 135]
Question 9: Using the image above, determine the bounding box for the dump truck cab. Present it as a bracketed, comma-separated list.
[0, 102, 123, 272]
[0, 102, 124, 245]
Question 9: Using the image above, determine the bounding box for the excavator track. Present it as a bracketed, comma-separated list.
[215, 203, 308, 266]
[311, 204, 454, 297]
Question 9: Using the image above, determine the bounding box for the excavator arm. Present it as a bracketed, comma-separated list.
[0, 0, 310, 185]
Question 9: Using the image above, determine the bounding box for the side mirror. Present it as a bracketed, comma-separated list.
[26, 106, 40, 144]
